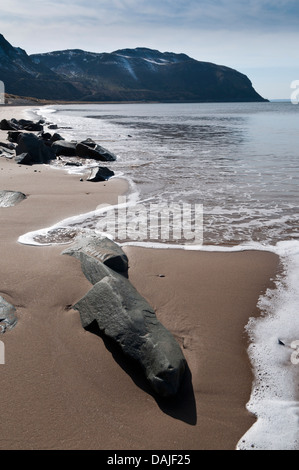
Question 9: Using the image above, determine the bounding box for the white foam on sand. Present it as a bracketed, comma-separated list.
[237, 240, 299, 450]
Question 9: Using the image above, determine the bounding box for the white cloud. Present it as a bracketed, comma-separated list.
[0, 0, 298, 98]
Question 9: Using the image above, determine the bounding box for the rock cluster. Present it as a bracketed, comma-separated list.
[63, 234, 186, 397]
[0, 118, 116, 180]
[0, 118, 187, 398]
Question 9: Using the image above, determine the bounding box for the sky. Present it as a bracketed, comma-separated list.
[1, 0, 298, 99]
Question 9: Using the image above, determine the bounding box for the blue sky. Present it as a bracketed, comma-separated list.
[1, 0, 298, 99]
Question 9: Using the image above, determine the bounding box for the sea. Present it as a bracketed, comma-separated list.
[22, 101, 299, 450]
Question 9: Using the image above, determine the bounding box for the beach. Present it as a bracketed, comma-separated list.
[0, 106, 280, 450]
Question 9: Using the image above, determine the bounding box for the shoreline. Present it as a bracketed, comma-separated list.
[0, 106, 281, 450]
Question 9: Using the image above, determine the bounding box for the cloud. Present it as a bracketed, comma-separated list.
[0, 0, 298, 98]
[2, 0, 299, 32]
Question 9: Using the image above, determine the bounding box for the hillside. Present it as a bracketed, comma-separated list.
[0, 34, 267, 102]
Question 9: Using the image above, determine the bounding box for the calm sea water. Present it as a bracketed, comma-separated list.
[23, 102, 299, 450]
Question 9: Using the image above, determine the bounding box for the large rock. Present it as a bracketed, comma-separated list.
[63, 234, 128, 273]
[7, 131, 23, 143]
[0, 296, 17, 333]
[16, 119, 43, 131]
[15, 133, 56, 164]
[0, 119, 19, 131]
[0, 190, 26, 207]
[51, 140, 77, 156]
[87, 166, 115, 182]
[63, 238, 186, 397]
[1, 118, 43, 132]
[76, 141, 117, 162]
[71, 256, 186, 397]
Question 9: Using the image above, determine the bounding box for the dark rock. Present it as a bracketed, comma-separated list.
[40, 132, 52, 141]
[7, 131, 23, 143]
[0, 296, 17, 333]
[86, 166, 114, 182]
[76, 142, 117, 162]
[0, 190, 26, 207]
[0, 119, 19, 130]
[63, 233, 128, 273]
[50, 133, 64, 143]
[68, 253, 186, 397]
[51, 140, 77, 156]
[48, 124, 58, 129]
[0, 141, 15, 150]
[15, 152, 33, 165]
[17, 119, 43, 131]
[15, 133, 56, 164]
[79, 138, 97, 148]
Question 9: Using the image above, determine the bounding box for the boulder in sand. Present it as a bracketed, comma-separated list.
[0, 296, 17, 333]
[51, 140, 77, 157]
[0, 190, 26, 207]
[86, 166, 115, 182]
[76, 141, 117, 162]
[63, 236, 186, 397]
[15, 133, 56, 165]
[63, 233, 128, 273]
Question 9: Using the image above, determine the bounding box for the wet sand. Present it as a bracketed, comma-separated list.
[0, 106, 280, 450]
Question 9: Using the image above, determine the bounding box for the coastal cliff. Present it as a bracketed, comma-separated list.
[0, 34, 266, 103]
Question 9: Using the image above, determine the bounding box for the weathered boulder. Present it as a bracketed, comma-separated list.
[0, 190, 26, 207]
[63, 234, 128, 273]
[87, 166, 115, 182]
[15, 133, 56, 164]
[51, 140, 77, 156]
[68, 254, 186, 397]
[0, 296, 17, 333]
[76, 141, 117, 162]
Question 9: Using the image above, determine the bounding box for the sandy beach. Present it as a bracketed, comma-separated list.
[0, 106, 280, 450]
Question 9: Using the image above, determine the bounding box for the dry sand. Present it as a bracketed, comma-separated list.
[0, 106, 280, 450]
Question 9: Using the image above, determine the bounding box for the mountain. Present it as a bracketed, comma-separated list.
[0, 34, 267, 102]
[0, 34, 81, 100]
[31, 47, 266, 102]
